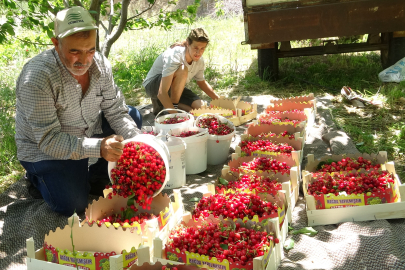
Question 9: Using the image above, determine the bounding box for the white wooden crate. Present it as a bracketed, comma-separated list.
[152, 213, 283, 270]
[26, 214, 151, 270]
[220, 162, 299, 224]
[303, 162, 405, 226]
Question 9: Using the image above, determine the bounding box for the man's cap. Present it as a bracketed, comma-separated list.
[54, 6, 98, 39]
[188, 28, 209, 43]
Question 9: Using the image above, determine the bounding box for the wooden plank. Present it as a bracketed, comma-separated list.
[244, 0, 405, 45]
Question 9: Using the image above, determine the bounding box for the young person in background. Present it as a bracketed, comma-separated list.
[143, 28, 219, 114]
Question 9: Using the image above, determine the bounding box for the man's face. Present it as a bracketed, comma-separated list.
[52, 30, 97, 77]
[187, 41, 207, 62]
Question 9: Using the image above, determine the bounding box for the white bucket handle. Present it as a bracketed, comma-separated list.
[169, 127, 209, 139]
[155, 108, 191, 121]
[195, 113, 219, 127]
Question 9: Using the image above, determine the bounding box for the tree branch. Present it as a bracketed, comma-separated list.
[63, 0, 70, 8]
[128, 26, 148, 31]
[127, 2, 155, 22]
[14, 36, 52, 46]
[73, 0, 84, 7]
[101, 0, 130, 57]
[99, 21, 108, 33]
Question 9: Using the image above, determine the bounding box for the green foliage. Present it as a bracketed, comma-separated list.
[2, 0, 200, 57]
[112, 45, 162, 105]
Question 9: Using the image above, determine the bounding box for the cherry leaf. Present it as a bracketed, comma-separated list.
[189, 197, 200, 202]
[220, 244, 228, 250]
[284, 239, 295, 250]
[127, 197, 135, 206]
[219, 177, 229, 185]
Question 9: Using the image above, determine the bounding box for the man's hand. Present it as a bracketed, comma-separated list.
[100, 135, 124, 162]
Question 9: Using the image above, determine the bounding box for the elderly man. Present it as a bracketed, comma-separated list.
[15, 6, 141, 216]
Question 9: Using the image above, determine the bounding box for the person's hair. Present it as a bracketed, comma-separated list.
[186, 36, 209, 46]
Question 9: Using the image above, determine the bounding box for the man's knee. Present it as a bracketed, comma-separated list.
[51, 196, 88, 216]
[191, 99, 203, 109]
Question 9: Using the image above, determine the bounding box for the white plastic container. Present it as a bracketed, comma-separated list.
[195, 113, 236, 165]
[162, 136, 186, 189]
[154, 109, 194, 135]
[168, 127, 209, 175]
[108, 134, 170, 197]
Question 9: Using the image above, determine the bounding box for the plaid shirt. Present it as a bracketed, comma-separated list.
[15, 48, 140, 162]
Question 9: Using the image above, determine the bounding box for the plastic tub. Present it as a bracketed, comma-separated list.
[154, 109, 194, 135]
[195, 113, 236, 165]
[161, 136, 186, 189]
[168, 127, 209, 175]
[108, 134, 170, 197]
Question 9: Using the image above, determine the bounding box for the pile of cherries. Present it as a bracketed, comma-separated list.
[318, 156, 381, 172]
[162, 116, 188, 124]
[252, 131, 295, 140]
[308, 170, 395, 196]
[196, 114, 234, 135]
[88, 205, 154, 227]
[240, 157, 291, 175]
[216, 174, 282, 194]
[240, 140, 294, 155]
[259, 117, 301, 126]
[174, 130, 200, 137]
[166, 222, 278, 265]
[108, 141, 166, 208]
[192, 192, 278, 220]
[265, 109, 304, 115]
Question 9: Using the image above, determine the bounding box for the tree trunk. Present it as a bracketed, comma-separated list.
[100, 0, 130, 57]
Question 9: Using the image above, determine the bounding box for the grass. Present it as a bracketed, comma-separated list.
[0, 15, 404, 192]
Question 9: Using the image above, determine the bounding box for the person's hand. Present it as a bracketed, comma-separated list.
[100, 135, 124, 162]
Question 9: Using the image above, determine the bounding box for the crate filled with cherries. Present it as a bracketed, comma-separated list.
[303, 153, 401, 209]
[161, 217, 280, 270]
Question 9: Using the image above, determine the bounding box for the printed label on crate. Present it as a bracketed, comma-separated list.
[121, 221, 143, 234]
[158, 206, 172, 229]
[165, 248, 255, 270]
[242, 151, 286, 158]
[278, 202, 286, 226]
[122, 248, 138, 268]
[58, 252, 97, 270]
[261, 241, 274, 269]
[313, 184, 399, 209]
[44, 243, 138, 270]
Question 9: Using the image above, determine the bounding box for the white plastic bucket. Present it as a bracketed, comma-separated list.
[195, 113, 236, 165]
[154, 109, 194, 135]
[168, 127, 208, 175]
[140, 126, 161, 136]
[162, 136, 186, 189]
[108, 134, 170, 197]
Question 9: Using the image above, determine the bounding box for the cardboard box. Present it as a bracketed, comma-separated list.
[302, 161, 405, 226]
[209, 96, 258, 126]
[243, 125, 305, 152]
[303, 170, 400, 209]
[247, 121, 306, 138]
[213, 166, 295, 224]
[26, 214, 149, 270]
[304, 152, 390, 173]
[153, 216, 283, 270]
[84, 191, 181, 240]
[268, 93, 315, 105]
[129, 261, 209, 270]
[235, 133, 303, 164]
[257, 111, 308, 131]
[224, 154, 300, 222]
[190, 107, 234, 119]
